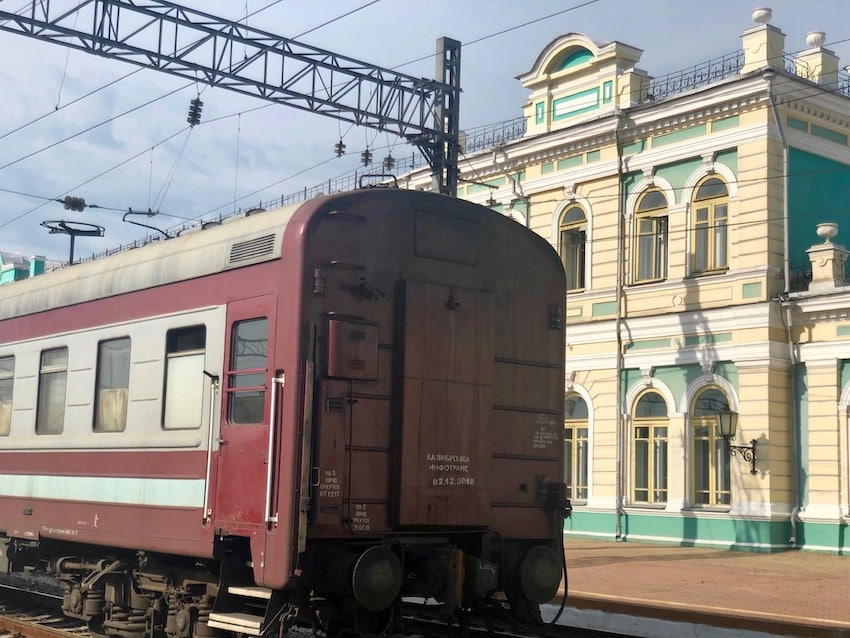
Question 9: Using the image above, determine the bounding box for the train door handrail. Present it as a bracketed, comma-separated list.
[202, 371, 219, 525]
[266, 372, 286, 524]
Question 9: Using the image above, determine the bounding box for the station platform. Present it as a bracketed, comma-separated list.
[552, 538, 850, 637]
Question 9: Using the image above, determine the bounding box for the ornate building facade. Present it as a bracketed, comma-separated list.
[407, 9, 850, 552]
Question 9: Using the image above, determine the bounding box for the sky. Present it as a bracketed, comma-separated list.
[1, 0, 849, 263]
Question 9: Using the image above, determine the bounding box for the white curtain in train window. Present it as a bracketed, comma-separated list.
[632, 390, 668, 504]
[37, 348, 68, 435]
[95, 337, 131, 432]
[0, 355, 13, 436]
[163, 326, 206, 430]
[691, 387, 732, 506]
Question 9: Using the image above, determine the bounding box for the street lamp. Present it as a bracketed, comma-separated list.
[715, 410, 757, 475]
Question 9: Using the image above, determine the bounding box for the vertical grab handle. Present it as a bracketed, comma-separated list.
[266, 373, 286, 524]
[202, 372, 219, 525]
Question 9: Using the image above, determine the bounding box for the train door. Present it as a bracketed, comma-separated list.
[214, 294, 278, 532]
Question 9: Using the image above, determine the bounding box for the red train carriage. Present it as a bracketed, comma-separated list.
[0, 189, 568, 637]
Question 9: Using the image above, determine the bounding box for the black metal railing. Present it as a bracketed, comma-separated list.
[642, 49, 744, 102]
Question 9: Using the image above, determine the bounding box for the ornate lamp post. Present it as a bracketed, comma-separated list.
[715, 410, 757, 475]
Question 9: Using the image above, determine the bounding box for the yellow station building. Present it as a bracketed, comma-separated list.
[406, 8, 850, 552]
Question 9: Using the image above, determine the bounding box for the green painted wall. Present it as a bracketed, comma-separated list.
[788, 148, 850, 276]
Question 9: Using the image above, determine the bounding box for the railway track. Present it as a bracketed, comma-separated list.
[0, 583, 87, 638]
[1, 584, 616, 638]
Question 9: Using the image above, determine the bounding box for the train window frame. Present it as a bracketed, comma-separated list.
[36, 347, 68, 435]
[93, 337, 131, 433]
[0, 355, 14, 436]
[226, 317, 269, 425]
[162, 325, 206, 430]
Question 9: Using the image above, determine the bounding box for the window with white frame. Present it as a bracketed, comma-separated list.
[94, 337, 131, 432]
[559, 206, 587, 291]
[564, 394, 589, 501]
[634, 189, 668, 283]
[632, 390, 668, 504]
[0, 355, 13, 436]
[691, 177, 729, 274]
[691, 387, 732, 506]
[37, 348, 68, 435]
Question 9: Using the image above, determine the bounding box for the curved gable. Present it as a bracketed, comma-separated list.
[552, 47, 594, 73]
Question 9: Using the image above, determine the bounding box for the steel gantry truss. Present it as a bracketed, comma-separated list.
[0, 0, 461, 195]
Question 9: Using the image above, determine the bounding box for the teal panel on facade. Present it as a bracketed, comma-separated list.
[841, 360, 850, 393]
[811, 124, 848, 146]
[556, 48, 594, 71]
[715, 148, 738, 176]
[542, 162, 554, 174]
[467, 177, 505, 194]
[652, 124, 707, 148]
[553, 88, 600, 121]
[788, 148, 850, 278]
[564, 510, 616, 536]
[621, 368, 643, 405]
[565, 510, 793, 551]
[655, 157, 704, 203]
[711, 115, 740, 132]
[510, 198, 528, 214]
[625, 338, 671, 351]
[653, 364, 704, 404]
[796, 520, 850, 554]
[557, 155, 583, 170]
[788, 117, 808, 132]
[838, 326, 850, 337]
[591, 301, 617, 316]
[586, 150, 601, 163]
[713, 361, 739, 390]
[742, 282, 762, 299]
[684, 333, 732, 347]
[622, 140, 645, 155]
[602, 80, 613, 104]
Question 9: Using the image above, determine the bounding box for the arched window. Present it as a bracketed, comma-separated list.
[632, 390, 668, 504]
[564, 394, 589, 501]
[691, 177, 729, 274]
[634, 189, 668, 283]
[691, 387, 732, 506]
[559, 206, 586, 291]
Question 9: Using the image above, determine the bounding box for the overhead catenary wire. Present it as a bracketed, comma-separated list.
[2, 0, 849, 247]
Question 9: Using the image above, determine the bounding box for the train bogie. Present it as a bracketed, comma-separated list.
[0, 189, 568, 636]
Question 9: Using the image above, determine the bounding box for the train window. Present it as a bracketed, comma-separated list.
[227, 318, 268, 424]
[163, 326, 206, 430]
[0, 355, 13, 436]
[37, 347, 68, 435]
[94, 337, 131, 432]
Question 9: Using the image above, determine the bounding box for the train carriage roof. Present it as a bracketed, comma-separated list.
[0, 201, 303, 321]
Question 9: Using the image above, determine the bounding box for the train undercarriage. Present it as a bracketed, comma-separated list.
[2, 533, 564, 638]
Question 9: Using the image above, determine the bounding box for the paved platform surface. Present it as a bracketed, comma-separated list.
[559, 538, 850, 637]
